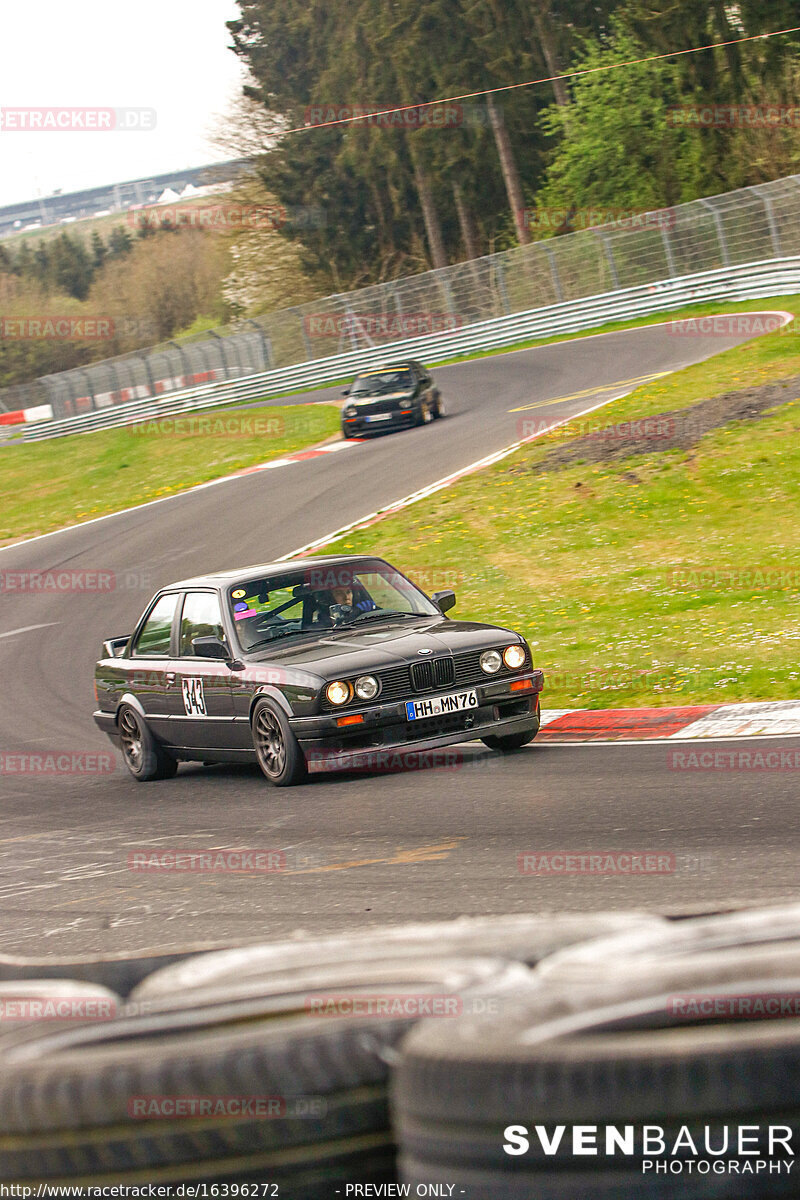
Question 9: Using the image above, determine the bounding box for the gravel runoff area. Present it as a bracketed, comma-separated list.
[519, 373, 800, 475]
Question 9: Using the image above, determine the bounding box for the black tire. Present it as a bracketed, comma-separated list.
[395, 994, 800, 1196]
[432, 392, 445, 419]
[392, 913, 800, 1195]
[481, 728, 537, 752]
[130, 913, 666, 1002]
[251, 697, 307, 786]
[537, 901, 800, 989]
[0, 980, 121, 1050]
[117, 704, 177, 782]
[415, 400, 434, 426]
[0, 948, 206, 999]
[0, 957, 524, 1187]
[342, 425, 355, 440]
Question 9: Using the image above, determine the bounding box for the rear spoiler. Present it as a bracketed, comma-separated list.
[102, 636, 130, 659]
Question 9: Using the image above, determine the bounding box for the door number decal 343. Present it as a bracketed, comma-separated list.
[182, 677, 207, 717]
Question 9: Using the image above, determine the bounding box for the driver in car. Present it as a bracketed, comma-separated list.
[331, 583, 377, 615]
[312, 580, 378, 627]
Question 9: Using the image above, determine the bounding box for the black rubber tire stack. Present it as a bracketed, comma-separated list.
[392, 904, 800, 1199]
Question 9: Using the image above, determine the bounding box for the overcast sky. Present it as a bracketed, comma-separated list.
[0, 0, 247, 207]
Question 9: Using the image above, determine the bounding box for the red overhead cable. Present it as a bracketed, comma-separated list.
[282, 24, 800, 135]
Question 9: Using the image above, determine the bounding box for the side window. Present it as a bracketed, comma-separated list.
[179, 591, 227, 657]
[133, 594, 178, 658]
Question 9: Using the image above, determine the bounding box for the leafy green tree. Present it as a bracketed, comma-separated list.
[535, 25, 711, 216]
[91, 230, 107, 271]
[49, 233, 93, 301]
[108, 225, 133, 258]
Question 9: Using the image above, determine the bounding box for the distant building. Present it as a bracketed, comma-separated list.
[0, 159, 253, 238]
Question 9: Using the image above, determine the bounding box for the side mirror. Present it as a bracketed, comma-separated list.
[191, 636, 229, 660]
[342, 388, 350, 396]
[432, 590, 456, 614]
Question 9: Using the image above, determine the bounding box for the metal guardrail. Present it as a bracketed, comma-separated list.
[18, 256, 800, 443]
[3, 174, 799, 423]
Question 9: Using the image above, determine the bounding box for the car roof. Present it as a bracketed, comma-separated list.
[353, 361, 418, 375]
[163, 555, 390, 591]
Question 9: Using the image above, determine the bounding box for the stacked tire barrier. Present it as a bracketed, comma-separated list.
[393, 906, 800, 1198]
[3, 907, 800, 1197]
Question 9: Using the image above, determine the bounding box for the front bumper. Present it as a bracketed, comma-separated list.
[292, 671, 543, 773]
[343, 409, 415, 435]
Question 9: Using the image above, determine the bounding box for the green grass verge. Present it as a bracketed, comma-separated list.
[316, 312, 800, 709]
[0, 404, 339, 543]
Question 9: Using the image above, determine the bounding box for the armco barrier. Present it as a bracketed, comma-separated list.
[0, 404, 54, 427]
[18, 257, 800, 442]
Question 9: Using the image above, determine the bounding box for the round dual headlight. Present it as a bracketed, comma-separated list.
[503, 644, 526, 670]
[480, 649, 503, 675]
[326, 680, 351, 706]
[355, 674, 380, 701]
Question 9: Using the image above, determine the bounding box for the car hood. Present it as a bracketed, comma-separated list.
[244, 616, 523, 679]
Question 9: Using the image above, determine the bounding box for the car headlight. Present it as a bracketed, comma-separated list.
[344, 406, 356, 418]
[503, 644, 526, 670]
[480, 649, 503, 674]
[355, 674, 380, 700]
[326, 680, 351, 705]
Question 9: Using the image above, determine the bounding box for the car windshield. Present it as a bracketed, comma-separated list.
[350, 370, 414, 396]
[227, 559, 440, 651]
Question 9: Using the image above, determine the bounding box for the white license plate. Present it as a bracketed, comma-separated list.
[405, 689, 479, 721]
[365, 413, 392, 422]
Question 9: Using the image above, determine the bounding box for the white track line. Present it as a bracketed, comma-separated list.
[2, 311, 792, 559]
[277, 385, 656, 559]
[0, 623, 59, 640]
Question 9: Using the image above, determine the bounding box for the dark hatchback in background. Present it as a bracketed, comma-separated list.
[93, 555, 542, 787]
[341, 361, 444, 437]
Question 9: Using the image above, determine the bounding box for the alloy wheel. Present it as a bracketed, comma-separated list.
[255, 707, 286, 779]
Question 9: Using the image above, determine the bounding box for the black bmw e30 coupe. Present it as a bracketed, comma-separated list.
[93, 555, 543, 786]
[341, 361, 443, 438]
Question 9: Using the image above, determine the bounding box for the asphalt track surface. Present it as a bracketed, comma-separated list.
[1, 317, 798, 956]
